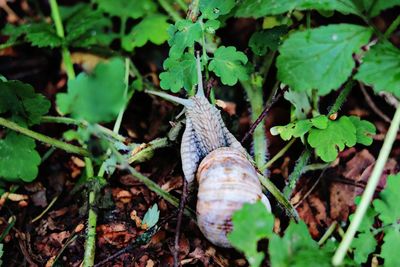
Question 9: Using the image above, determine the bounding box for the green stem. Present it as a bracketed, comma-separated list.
[332, 104, 400, 266]
[128, 137, 171, 164]
[158, 0, 182, 22]
[0, 117, 89, 156]
[384, 15, 400, 38]
[283, 149, 311, 198]
[328, 81, 353, 116]
[83, 157, 95, 267]
[261, 138, 296, 172]
[112, 58, 130, 133]
[0, 41, 23, 50]
[49, 0, 75, 80]
[318, 221, 337, 246]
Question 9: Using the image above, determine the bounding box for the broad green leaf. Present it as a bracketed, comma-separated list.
[308, 116, 357, 162]
[349, 116, 376, 146]
[355, 42, 400, 97]
[142, 204, 160, 229]
[199, 0, 236, 19]
[277, 24, 372, 95]
[122, 15, 170, 51]
[284, 90, 312, 120]
[209, 46, 249, 85]
[56, 58, 126, 123]
[351, 231, 377, 264]
[228, 201, 274, 267]
[373, 174, 400, 225]
[269, 221, 332, 267]
[235, 0, 359, 18]
[354, 0, 400, 17]
[270, 116, 328, 140]
[94, 0, 156, 19]
[381, 229, 400, 267]
[0, 80, 50, 126]
[249, 26, 288, 56]
[159, 53, 198, 93]
[0, 132, 41, 182]
[168, 20, 203, 58]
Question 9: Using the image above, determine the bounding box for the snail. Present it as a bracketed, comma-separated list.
[149, 53, 271, 247]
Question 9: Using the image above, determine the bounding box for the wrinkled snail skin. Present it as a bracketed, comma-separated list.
[196, 147, 271, 248]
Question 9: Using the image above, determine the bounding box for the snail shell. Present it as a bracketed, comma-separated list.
[196, 147, 271, 248]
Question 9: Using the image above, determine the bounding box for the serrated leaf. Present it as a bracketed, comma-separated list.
[269, 221, 332, 267]
[249, 26, 288, 56]
[351, 231, 377, 264]
[381, 229, 400, 267]
[228, 201, 274, 267]
[308, 116, 357, 162]
[277, 24, 372, 95]
[142, 204, 160, 229]
[0, 132, 41, 182]
[168, 20, 203, 58]
[373, 174, 400, 225]
[235, 0, 359, 18]
[56, 58, 127, 123]
[159, 53, 198, 93]
[122, 15, 170, 51]
[94, 0, 156, 19]
[0, 80, 50, 126]
[355, 42, 400, 97]
[209, 46, 249, 85]
[349, 116, 376, 146]
[199, 0, 236, 19]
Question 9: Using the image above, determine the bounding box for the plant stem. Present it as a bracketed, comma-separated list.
[318, 221, 337, 246]
[332, 104, 400, 266]
[384, 15, 400, 38]
[328, 81, 354, 116]
[31, 195, 59, 223]
[174, 0, 187, 11]
[128, 137, 171, 164]
[283, 149, 311, 198]
[158, 0, 182, 22]
[112, 58, 130, 133]
[49, 0, 75, 80]
[261, 138, 296, 172]
[83, 158, 96, 267]
[0, 117, 89, 156]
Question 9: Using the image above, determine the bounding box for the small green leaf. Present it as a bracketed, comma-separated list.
[355, 42, 400, 97]
[269, 221, 332, 267]
[0, 132, 41, 182]
[284, 90, 312, 120]
[277, 24, 372, 95]
[56, 58, 127, 123]
[373, 174, 400, 225]
[381, 229, 400, 267]
[209, 46, 249, 85]
[0, 80, 50, 126]
[249, 26, 288, 56]
[270, 116, 328, 141]
[122, 15, 170, 51]
[308, 116, 357, 162]
[235, 0, 359, 18]
[94, 0, 156, 19]
[351, 231, 377, 264]
[142, 204, 160, 229]
[349, 116, 376, 146]
[199, 0, 236, 19]
[159, 53, 198, 93]
[228, 201, 274, 267]
[168, 20, 203, 58]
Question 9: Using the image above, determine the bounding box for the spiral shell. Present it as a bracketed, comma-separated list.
[196, 147, 271, 247]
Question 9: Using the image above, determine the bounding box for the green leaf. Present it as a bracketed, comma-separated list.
[351, 231, 377, 264]
[168, 20, 203, 58]
[355, 42, 400, 97]
[142, 203, 160, 229]
[199, 0, 236, 19]
[277, 24, 372, 95]
[228, 201, 274, 267]
[284, 90, 312, 120]
[349, 116, 376, 146]
[235, 0, 359, 18]
[270, 116, 328, 141]
[249, 26, 288, 56]
[122, 15, 170, 51]
[209, 46, 249, 85]
[373, 174, 400, 225]
[56, 58, 127, 123]
[0, 80, 50, 126]
[269, 221, 332, 267]
[159, 53, 198, 93]
[355, 0, 400, 17]
[381, 228, 400, 267]
[94, 0, 156, 19]
[0, 132, 41, 182]
[308, 116, 357, 162]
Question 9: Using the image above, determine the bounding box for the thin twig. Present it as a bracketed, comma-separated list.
[318, 221, 338, 246]
[261, 138, 296, 172]
[359, 82, 391, 123]
[174, 178, 188, 267]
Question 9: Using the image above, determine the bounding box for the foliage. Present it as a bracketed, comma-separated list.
[249, 26, 288, 56]
[56, 58, 127, 123]
[142, 204, 160, 229]
[93, 0, 156, 20]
